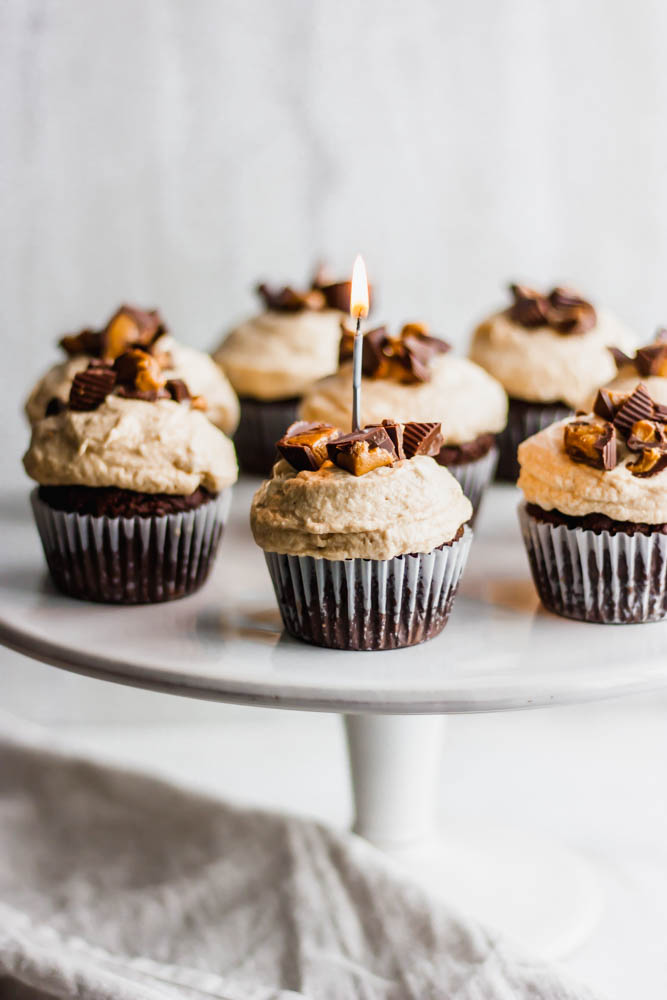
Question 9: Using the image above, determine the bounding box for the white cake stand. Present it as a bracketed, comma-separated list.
[2, 480, 667, 959]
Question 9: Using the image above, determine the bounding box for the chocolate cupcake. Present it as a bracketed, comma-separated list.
[470, 284, 636, 481]
[518, 383, 667, 623]
[251, 420, 473, 650]
[23, 351, 238, 604]
[300, 323, 507, 516]
[26, 304, 240, 435]
[213, 270, 357, 475]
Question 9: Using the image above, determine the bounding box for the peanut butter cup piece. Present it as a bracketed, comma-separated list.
[402, 422, 445, 459]
[563, 419, 616, 471]
[166, 379, 191, 402]
[68, 364, 117, 411]
[113, 348, 166, 397]
[627, 448, 667, 478]
[277, 422, 341, 471]
[635, 343, 667, 378]
[613, 383, 655, 438]
[326, 426, 397, 476]
[102, 305, 165, 360]
[365, 420, 406, 460]
[593, 387, 628, 422]
[626, 419, 667, 452]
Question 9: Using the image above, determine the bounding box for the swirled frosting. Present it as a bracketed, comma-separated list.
[25, 335, 240, 435]
[470, 308, 636, 409]
[24, 395, 238, 495]
[250, 455, 472, 560]
[299, 355, 508, 444]
[213, 309, 345, 400]
[518, 418, 667, 523]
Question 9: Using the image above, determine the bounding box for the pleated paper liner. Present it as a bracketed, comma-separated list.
[496, 400, 572, 482]
[518, 501, 667, 624]
[442, 445, 498, 520]
[264, 527, 472, 650]
[234, 396, 301, 475]
[31, 488, 232, 604]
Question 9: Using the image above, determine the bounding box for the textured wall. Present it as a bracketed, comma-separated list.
[3, 0, 667, 461]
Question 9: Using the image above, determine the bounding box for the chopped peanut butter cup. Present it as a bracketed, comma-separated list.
[277, 422, 341, 471]
[563, 419, 616, 471]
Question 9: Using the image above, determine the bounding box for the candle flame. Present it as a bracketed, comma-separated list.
[350, 255, 369, 319]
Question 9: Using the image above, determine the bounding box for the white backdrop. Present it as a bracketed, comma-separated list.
[3, 0, 667, 460]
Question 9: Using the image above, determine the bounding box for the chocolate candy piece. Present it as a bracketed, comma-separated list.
[277, 422, 341, 471]
[338, 324, 389, 373]
[44, 396, 66, 417]
[59, 306, 167, 360]
[613, 383, 655, 437]
[563, 419, 616, 471]
[166, 379, 191, 402]
[59, 328, 102, 357]
[626, 419, 667, 452]
[508, 285, 549, 327]
[113, 349, 166, 395]
[627, 448, 667, 478]
[68, 364, 117, 411]
[508, 283, 596, 335]
[365, 420, 406, 460]
[326, 426, 397, 476]
[635, 343, 667, 378]
[608, 345, 634, 369]
[593, 387, 628, 422]
[257, 283, 325, 313]
[402, 422, 445, 459]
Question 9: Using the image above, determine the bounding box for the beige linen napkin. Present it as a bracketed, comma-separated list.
[0, 716, 602, 1000]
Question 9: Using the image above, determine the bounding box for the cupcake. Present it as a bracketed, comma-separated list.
[251, 420, 473, 650]
[213, 269, 356, 475]
[23, 349, 238, 604]
[518, 382, 667, 623]
[587, 330, 667, 407]
[470, 284, 636, 481]
[26, 304, 240, 435]
[300, 323, 507, 515]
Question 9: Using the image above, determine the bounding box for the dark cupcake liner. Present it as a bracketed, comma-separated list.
[264, 527, 472, 650]
[31, 488, 231, 604]
[233, 397, 301, 475]
[441, 446, 498, 519]
[496, 399, 572, 482]
[518, 501, 667, 624]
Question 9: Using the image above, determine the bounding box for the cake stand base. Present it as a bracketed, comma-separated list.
[344, 714, 602, 959]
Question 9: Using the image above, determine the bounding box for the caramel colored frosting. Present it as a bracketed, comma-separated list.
[25, 335, 240, 435]
[24, 395, 238, 496]
[299, 355, 508, 445]
[470, 308, 636, 409]
[250, 455, 472, 560]
[213, 309, 345, 401]
[518, 418, 667, 523]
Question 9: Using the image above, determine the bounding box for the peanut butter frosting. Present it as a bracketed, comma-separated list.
[470, 309, 636, 409]
[518, 419, 667, 523]
[213, 309, 345, 401]
[299, 355, 508, 444]
[25, 335, 240, 435]
[250, 455, 472, 560]
[24, 395, 238, 496]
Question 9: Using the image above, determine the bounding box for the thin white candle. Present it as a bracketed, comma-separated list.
[350, 255, 370, 431]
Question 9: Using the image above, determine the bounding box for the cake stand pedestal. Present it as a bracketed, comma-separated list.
[2, 480, 667, 958]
